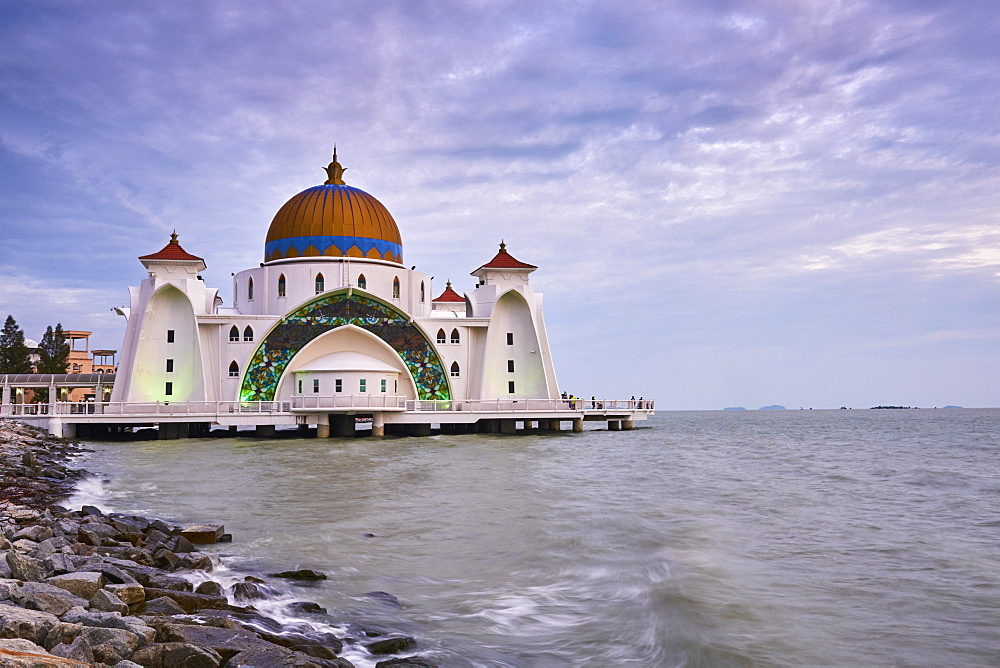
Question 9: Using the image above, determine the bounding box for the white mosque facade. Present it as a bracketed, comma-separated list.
[109, 152, 564, 430]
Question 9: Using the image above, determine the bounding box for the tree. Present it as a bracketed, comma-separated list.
[0, 315, 32, 373]
[37, 324, 70, 374]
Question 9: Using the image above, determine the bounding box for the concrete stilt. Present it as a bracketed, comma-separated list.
[608, 420, 621, 431]
[372, 413, 385, 437]
[550, 420, 562, 432]
[500, 419, 517, 435]
[622, 418, 634, 430]
[572, 418, 584, 432]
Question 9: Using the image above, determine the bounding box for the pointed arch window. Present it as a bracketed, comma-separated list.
[229, 361, 239, 377]
[243, 326, 253, 342]
[229, 326, 239, 342]
[247, 277, 254, 301]
[315, 273, 325, 294]
[420, 281, 425, 302]
[357, 274, 366, 290]
[277, 274, 286, 297]
[392, 277, 400, 299]
[451, 362, 460, 377]
[436, 328, 446, 344]
[450, 328, 460, 344]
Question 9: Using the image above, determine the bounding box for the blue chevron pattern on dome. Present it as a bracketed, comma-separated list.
[265, 235, 403, 259]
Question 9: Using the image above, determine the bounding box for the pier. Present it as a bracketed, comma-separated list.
[2, 375, 653, 437]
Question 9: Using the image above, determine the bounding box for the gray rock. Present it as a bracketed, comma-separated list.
[113, 661, 143, 668]
[173, 535, 195, 553]
[13, 525, 53, 542]
[375, 658, 438, 668]
[118, 616, 156, 644]
[42, 621, 86, 650]
[106, 583, 145, 605]
[141, 587, 228, 613]
[132, 641, 223, 668]
[45, 571, 105, 599]
[92, 640, 124, 665]
[6, 550, 45, 581]
[0, 577, 21, 600]
[195, 580, 224, 596]
[14, 581, 90, 616]
[75, 625, 141, 657]
[90, 588, 129, 614]
[270, 569, 328, 581]
[140, 595, 186, 616]
[43, 553, 76, 576]
[0, 603, 61, 644]
[367, 636, 417, 655]
[49, 633, 96, 664]
[180, 524, 224, 544]
[230, 581, 266, 601]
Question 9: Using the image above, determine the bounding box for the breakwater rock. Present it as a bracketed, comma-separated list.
[1, 420, 438, 668]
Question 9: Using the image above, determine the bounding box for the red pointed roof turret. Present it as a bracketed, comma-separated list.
[139, 231, 204, 262]
[432, 281, 465, 303]
[474, 241, 537, 272]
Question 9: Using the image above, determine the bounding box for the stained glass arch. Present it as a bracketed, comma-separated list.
[239, 289, 451, 402]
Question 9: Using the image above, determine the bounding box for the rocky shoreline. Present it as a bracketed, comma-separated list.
[0, 419, 436, 667]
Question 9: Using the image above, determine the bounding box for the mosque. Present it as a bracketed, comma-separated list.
[104, 150, 614, 436]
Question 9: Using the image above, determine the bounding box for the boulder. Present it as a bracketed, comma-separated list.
[0, 637, 90, 667]
[224, 645, 346, 667]
[180, 525, 224, 545]
[131, 641, 223, 668]
[45, 571, 105, 600]
[6, 551, 45, 582]
[156, 623, 278, 662]
[106, 583, 146, 606]
[367, 636, 417, 655]
[13, 582, 90, 616]
[140, 596, 186, 616]
[91, 641, 124, 665]
[0, 578, 21, 601]
[364, 591, 401, 608]
[270, 569, 328, 581]
[288, 600, 328, 614]
[230, 581, 267, 601]
[13, 525, 53, 543]
[90, 588, 129, 614]
[375, 658, 438, 668]
[195, 581, 225, 596]
[49, 634, 96, 664]
[141, 587, 228, 613]
[42, 553, 75, 576]
[0, 604, 61, 644]
[74, 625, 142, 658]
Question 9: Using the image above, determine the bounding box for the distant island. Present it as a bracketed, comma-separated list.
[723, 407, 747, 411]
[943, 405, 963, 409]
[870, 406, 915, 410]
[759, 405, 786, 410]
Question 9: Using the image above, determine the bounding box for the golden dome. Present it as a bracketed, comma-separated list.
[264, 153, 402, 264]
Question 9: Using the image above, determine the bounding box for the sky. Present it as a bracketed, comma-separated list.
[1, 0, 997, 409]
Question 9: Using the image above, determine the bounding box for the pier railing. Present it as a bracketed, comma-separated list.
[3, 397, 653, 418]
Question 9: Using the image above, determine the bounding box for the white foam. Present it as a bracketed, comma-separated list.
[64, 475, 121, 512]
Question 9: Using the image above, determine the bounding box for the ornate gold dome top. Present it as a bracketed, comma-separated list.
[264, 150, 403, 264]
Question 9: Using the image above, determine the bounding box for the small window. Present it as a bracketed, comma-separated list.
[243, 326, 253, 342]
[315, 273, 325, 294]
[392, 277, 400, 299]
[451, 329, 460, 344]
[229, 326, 239, 342]
[167, 330, 175, 343]
[506, 332, 513, 345]
[335, 379, 342, 393]
[507, 360, 514, 373]
[360, 378, 367, 393]
[357, 274, 366, 290]
[420, 281, 425, 302]
[380, 379, 386, 393]
[229, 361, 239, 377]
[313, 379, 320, 393]
[437, 328, 446, 344]
[165, 382, 173, 396]
[451, 361, 460, 377]
[278, 274, 286, 298]
[508, 380, 515, 394]
[247, 277, 254, 301]
[166, 359, 174, 373]
[298, 379, 302, 394]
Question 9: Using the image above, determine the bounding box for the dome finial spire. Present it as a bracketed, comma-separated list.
[324, 145, 347, 185]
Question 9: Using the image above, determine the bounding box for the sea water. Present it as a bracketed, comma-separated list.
[69, 409, 1000, 666]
